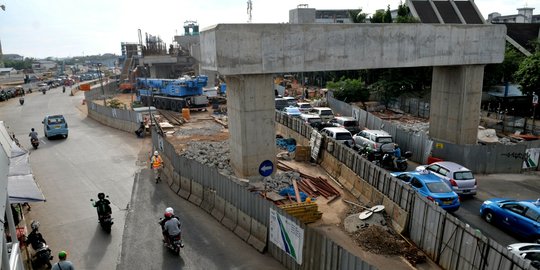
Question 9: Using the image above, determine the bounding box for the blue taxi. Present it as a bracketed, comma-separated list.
[43, 115, 69, 139]
[391, 170, 460, 212]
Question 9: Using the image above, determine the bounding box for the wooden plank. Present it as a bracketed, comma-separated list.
[292, 179, 302, 203]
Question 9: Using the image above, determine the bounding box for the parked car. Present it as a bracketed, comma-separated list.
[353, 129, 393, 150]
[300, 113, 322, 125]
[416, 161, 477, 196]
[392, 170, 460, 212]
[283, 97, 297, 107]
[309, 107, 334, 122]
[507, 243, 540, 268]
[275, 98, 289, 110]
[328, 116, 360, 134]
[296, 102, 313, 113]
[43, 115, 69, 139]
[282, 106, 302, 117]
[320, 127, 354, 147]
[37, 83, 49, 91]
[480, 198, 540, 242]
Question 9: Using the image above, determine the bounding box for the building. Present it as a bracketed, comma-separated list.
[487, 7, 540, 23]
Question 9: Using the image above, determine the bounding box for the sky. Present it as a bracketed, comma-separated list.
[0, 0, 534, 59]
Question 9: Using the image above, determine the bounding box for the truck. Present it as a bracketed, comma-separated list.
[136, 75, 209, 111]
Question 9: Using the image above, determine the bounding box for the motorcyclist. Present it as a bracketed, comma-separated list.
[29, 128, 38, 141]
[392, 143, 402, 169]
[26, 221, 47, 250]
[92, 192, 112, 223]
[163, 211, 184, 248]
[159, 207, 177, 243]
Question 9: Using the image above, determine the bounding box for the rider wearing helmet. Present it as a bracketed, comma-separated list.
[160, 207, 178, 244]
[92, 192, 112, 221]
[163, 210, 183, 248]
[26, 220, 47, 250]
[29, 128, 38, 140]
[150, 151, 164, 183]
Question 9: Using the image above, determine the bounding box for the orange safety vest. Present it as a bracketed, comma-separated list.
[151, 155, 163, 169]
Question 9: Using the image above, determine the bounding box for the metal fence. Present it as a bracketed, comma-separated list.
[387, 97, 431, 119]
[275, 112, 534, 270]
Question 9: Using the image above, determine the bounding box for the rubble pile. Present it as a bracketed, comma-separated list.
[264, 171, 301, 192]
[181, 141, 233, 175]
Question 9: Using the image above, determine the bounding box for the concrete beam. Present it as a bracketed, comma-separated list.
[201, 24, 506, 75]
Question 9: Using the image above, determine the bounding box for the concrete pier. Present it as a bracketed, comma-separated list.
[430, 65, 485, 144]
[226, 74, 275, 178]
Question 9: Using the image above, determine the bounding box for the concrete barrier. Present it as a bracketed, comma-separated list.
[247, 219, 267, 252]
[234, 210, 252, 241]
[211, 195, 225, 222]
[178, 176, 191, 199]
[221, 201, 238, 231]
[188, 181, 203, 206]
[200, 188, 216, 213]
[170, 171, 181, 193]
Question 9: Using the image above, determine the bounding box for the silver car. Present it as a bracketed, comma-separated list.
[416, 161, 477, 196]
[507, 243, 540, 268]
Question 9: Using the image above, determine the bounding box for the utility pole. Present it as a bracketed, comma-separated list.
[533, 92, 538, 135]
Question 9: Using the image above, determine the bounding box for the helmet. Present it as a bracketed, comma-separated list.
[98, 192, 105, 200]
[154, 151, 159, 156]
[58, 251, 67, 259]
[31, 128, 35, 132]
[165, 207, 174, 215]
[30, 220, 40, 230]
[164, 212, 173, 218]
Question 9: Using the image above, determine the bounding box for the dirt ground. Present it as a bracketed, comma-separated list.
[101, 92, 439, 269]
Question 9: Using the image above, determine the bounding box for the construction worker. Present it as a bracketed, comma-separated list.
[151, 151, 164, 183]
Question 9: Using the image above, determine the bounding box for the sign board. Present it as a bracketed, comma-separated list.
[435, 143, 444, 149]
[523, 148, 540, 169]
[259, 160, 274, 177]
[79, 83, 91, 91]
[533, 94, 539, 106]
[269, 208, 304, 264]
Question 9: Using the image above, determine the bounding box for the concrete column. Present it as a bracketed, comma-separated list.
[226, 74, 275, 180]
[429, 65, 485, 144]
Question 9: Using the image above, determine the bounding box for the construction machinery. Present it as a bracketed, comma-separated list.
[137, 75, 209, 111]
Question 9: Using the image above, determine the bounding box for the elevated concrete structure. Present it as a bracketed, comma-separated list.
[201, 24, 506, 178]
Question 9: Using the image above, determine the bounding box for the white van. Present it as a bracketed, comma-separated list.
[300, 113, 322, 125]
[320, 127, 354, 147]
[309, 107, 334, 122]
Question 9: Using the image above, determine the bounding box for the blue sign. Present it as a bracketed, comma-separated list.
[259, 160, 274, 177]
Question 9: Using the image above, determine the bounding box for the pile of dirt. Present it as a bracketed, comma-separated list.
[350, 225, 426, 265]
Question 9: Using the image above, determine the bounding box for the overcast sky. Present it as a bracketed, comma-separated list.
[0, 0, 533, 59]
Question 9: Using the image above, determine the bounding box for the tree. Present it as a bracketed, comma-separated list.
[483, 44, 525, 89]
[326, 77, 370, 108]
[370, 67, 431, 105]
[370, 10, 386, 23]
[348, 9, 367, 23]
[395, 3, 419, 23]
[384, 5, 393, 23]
[514, 51, 540, 96]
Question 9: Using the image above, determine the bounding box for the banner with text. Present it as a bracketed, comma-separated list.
[269, 208, 304, 264]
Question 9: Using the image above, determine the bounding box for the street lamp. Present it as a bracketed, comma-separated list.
[97, 63, 105, 105]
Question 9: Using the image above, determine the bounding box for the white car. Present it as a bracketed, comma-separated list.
[282, 106, 301, 117]
[507, 243, 540, 268]
[416, 161, 477, 196]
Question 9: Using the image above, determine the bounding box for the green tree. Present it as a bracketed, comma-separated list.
[514, 51, 540, 96]
[3, 57, 33, 70]
[348, 9, 367, 23]
[370, 67, 431, 105]
[395, 3, 419, 23]
[370, 10, 386, 23]
[483, 44, 525, 88]
[384, 5, 393, 23]
[326, 77, 370, 107]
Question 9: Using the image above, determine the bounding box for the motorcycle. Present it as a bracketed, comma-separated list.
[42, 89, 46, 94]
[91, 197, 114, 233]
[360, 146, 412, 171]
[19, 97, 24, 105]
[26, 224, 53, 269]
[159, 218, 183, 254]
[31, 138, 39, 149]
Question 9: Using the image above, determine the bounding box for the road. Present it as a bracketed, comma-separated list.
[452, 173, 540, 247]
[1, 84, 284, 269]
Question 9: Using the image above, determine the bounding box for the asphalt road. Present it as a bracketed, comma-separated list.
[451, 173, 540, 247]
[1, 85, 284, 269]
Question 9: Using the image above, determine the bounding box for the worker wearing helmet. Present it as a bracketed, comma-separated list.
[52, 251, 74, 270]
[92, 192, 112, 222]
[150, 150, 164, 183]
[163, 210, 183, 248]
